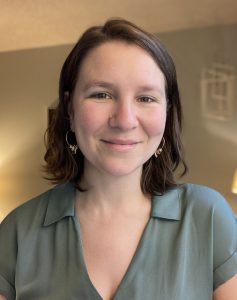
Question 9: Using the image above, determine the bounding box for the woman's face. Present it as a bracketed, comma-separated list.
[69, 41, 167, 178]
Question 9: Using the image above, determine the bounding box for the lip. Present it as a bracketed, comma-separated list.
[101, 139, 140, 145]
[101, 139, 140, 152]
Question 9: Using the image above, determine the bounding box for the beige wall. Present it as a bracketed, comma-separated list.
[159, 24, 237, 211]
[0, 24, 237, 220]
[0, 45, 70, 219]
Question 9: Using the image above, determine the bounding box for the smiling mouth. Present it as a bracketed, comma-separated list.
[101, 139, 139, 145]
[101, 139, 140, 151]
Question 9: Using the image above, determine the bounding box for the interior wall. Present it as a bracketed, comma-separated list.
[159, 24, 237, 211]
[0, 23, 236, 220]
[0, 45, 71, 220]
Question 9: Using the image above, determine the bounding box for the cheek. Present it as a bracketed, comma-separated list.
[72, 103, 105, 135]
[142, 109, 167, 137]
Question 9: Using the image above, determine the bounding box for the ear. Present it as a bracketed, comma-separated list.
[64, 92, 75, 131]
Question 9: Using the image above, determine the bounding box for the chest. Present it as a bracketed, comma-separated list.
[15, 216, 213, 300]
[78, 213, 150, 300]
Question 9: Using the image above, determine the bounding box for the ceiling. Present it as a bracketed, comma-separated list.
[1, 0, 237, 53]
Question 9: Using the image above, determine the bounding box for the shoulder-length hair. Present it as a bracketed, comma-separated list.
[44, 18, 187, 195]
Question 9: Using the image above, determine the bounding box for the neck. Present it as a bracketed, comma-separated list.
[76, 167, 149, 214]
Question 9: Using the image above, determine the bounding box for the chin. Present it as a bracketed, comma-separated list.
[100, 162, 142, 177]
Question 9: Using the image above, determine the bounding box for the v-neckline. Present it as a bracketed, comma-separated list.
[74, 203, 153, 300]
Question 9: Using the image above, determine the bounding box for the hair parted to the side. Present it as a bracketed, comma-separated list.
[44, 18, 188, 195]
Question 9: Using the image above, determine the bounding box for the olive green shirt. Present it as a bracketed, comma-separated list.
[0, 183, 237, 300]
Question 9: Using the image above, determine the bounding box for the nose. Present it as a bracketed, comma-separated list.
[108, 99, 138, 131]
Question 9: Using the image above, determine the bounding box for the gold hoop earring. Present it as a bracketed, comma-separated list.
[66, 130, 78, 155]
[154, 137, 165, 158]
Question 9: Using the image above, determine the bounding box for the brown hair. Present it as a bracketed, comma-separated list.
[44, 18, 187, 195]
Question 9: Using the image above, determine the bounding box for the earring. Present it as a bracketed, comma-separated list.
[154, 137, 165, 158]
[66, 130, 78, 155]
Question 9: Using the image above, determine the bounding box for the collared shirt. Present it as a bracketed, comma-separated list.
[0, 182, 237, 300]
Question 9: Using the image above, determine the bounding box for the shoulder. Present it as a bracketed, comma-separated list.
[178, 183, 236, 236]
[161, 183, 237, 247]
[1, 187, 53, 229]
[179, 184, 237, 288]
[152, 183, 230, 221]
[178, 183, 233, 216]
[0, 182, 74, 234]
[179, 183, 225, 203]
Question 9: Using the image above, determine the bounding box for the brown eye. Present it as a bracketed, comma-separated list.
[138, 96, 156, 103]
[91, 93, 111, 99]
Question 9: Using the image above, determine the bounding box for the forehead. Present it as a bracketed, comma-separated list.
[80, 40, 157, 68]
[77, 41, 165, 89]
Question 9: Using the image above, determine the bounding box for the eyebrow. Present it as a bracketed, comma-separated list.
[136, 84, 165, 95]
[81, 81, 116, 91]
[81, 80, 165, 96]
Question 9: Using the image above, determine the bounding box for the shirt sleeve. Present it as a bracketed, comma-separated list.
[212, 193, 237, 290]
[0, 213, 17, 300]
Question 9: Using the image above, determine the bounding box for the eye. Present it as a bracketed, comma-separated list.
[138, 96, 157, 103]
[90, 92, 112, 99]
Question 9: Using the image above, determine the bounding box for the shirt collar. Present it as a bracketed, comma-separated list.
[43, 182, 75, 226]
[151, 187, 181, 221]
[43, 182, 182, 226]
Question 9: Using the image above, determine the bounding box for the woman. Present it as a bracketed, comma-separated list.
[0, 19, 236, 300]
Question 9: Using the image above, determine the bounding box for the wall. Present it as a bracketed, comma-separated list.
[159, 24, 237, 211]
[0, 24, 236, 220]
[0, 45, 71, 219]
